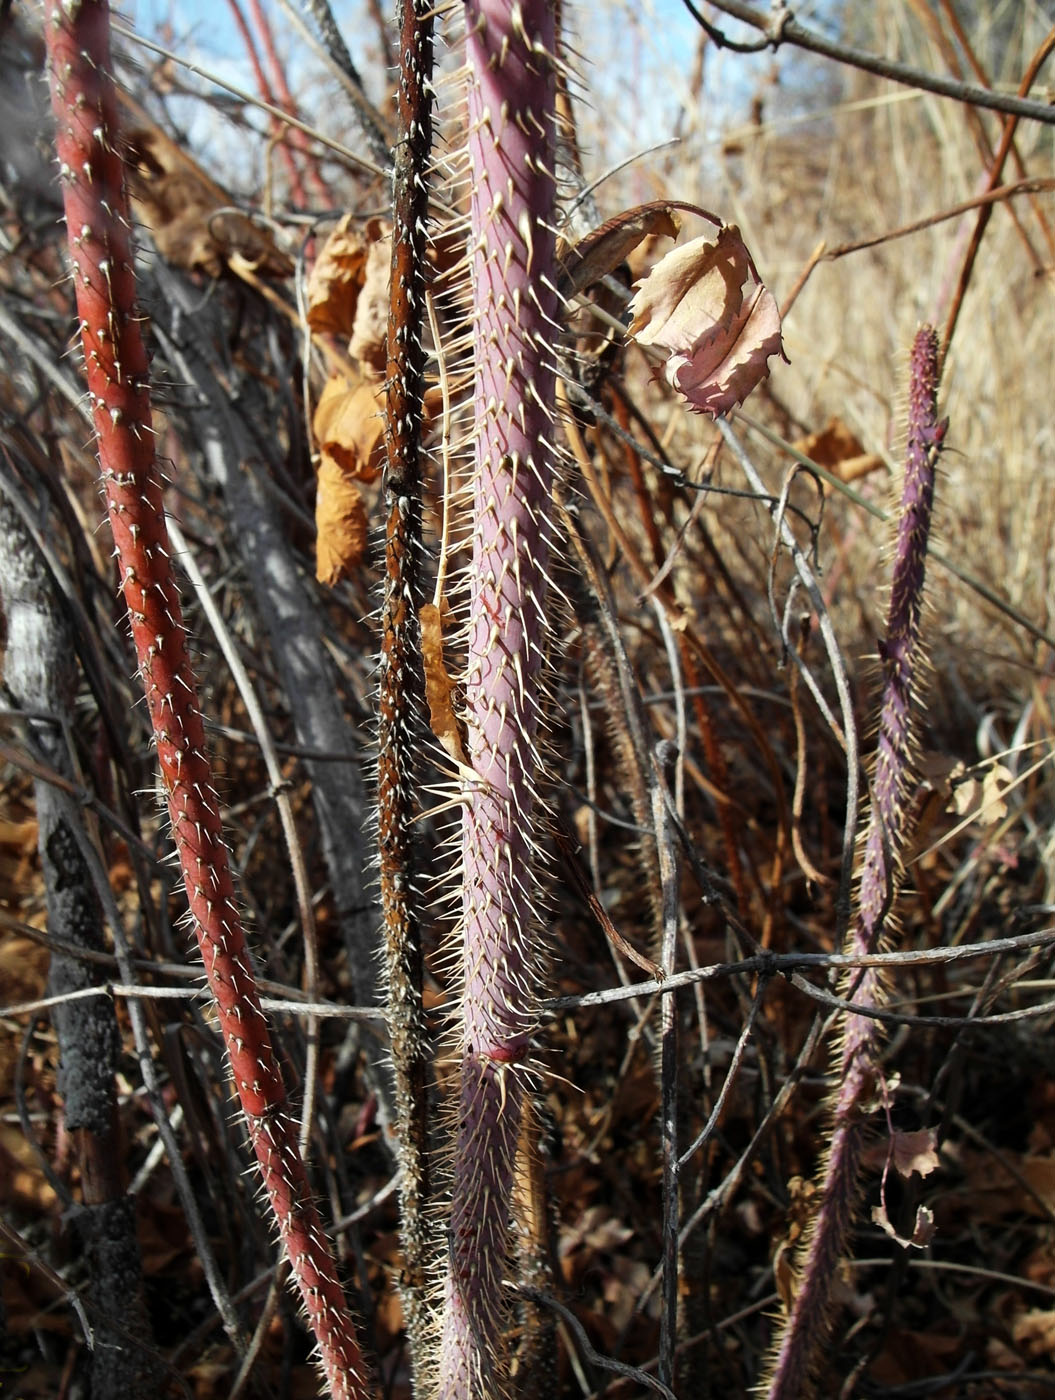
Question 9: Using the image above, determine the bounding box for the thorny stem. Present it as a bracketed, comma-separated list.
[380, 0, 434, 1378]
[43, 3, 374, 1394]
[764, 327, 944, 1400]
[437, 1, 560, 1395]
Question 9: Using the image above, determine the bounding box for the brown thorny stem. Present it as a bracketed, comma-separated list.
[44, 2, 375, 1394]
[379, 0, 434, 1380]
[764, 327, 944, 1399]
[436, 1, 560, 1396]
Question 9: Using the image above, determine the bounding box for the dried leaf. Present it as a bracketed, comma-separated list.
[420, 602, 468, 769]
[124, 125, 292, 279]
[629, 224, 785, 417]
[630, 225, 751, 352]
[306, 214, 375, 337]
[0, 1123, 58, 1211]
[891, 1128, 941, 1180]
[793, 416, 885, 485]
[313, 375, 386, 483]
[558, 202, 681, 299]
[871, 1201, 935, 1249]
[773, 1176, 819, 1311]
[951, 760, 1012, 825]
[1012, 1308, 1055, 1359]
[868, 1329, 964, 1387]
[0, 818, 39, 888]
[794, 416, 865, 466]
[315, 455, 368, 586]
[349, 229, 392, 373]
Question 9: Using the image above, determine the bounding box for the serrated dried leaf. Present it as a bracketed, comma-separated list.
[629, 224, 785, 418]
[349, 229, 392, 373]
[892, 1128, 941, 1180]
[315, 455, 368, 586]
[558, 202, 681, 299]
[306, 213, 372, 336]
[313, 375, 386, 483]
[871, 1201, 935, 1249]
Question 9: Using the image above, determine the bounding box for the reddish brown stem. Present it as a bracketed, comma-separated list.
[44, 3, 373, 1394]
[245, 0, 331, 201]
[223, 0, 309, 204]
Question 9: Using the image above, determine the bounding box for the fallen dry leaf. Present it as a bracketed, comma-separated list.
[124, 124, 292, 279]
[306, 214, 377, 337]
[0, 818, 40, 891]
[315, 455, 369, 586]
[869, 1328, 963, 1387]
[313, 375, 386, 483]
[950, 759, 1012, 825]
[0, 934, 49, 1093]
[793, 416, 884, 485]
[0, 1122, 58, 1212]
[629, 224, 785, 417]
[349, 228, 393, 373]
[1013, 1308, 1055, 1360]
[947, 1148, 1055, 1221]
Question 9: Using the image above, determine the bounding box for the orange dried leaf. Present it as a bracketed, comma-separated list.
[349, 227, 392, 373]
[313, 375, 386, 483]
[306, 213, 371, 336]
[315, 455, 368, 586]
[420, 601, 468, 768]
[629, 224, 785, 417]
[793, 416, 885, 485]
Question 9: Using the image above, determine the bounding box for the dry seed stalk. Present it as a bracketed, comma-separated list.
[44, 3, 374, 1394]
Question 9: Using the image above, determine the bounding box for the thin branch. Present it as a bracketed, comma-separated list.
[1, 982, 386, 1024]
[825, 177, 1055, 259]
[698, 0, 1055, 125]
[717, 417, 860, 939]
[111, 19, 388, 177]
[544, 925, 1055, 1014]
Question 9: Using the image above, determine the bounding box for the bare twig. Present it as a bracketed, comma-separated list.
[696, 0, 1055, 125]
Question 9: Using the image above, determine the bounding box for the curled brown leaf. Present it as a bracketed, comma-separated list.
[629, 224, 786, 417]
